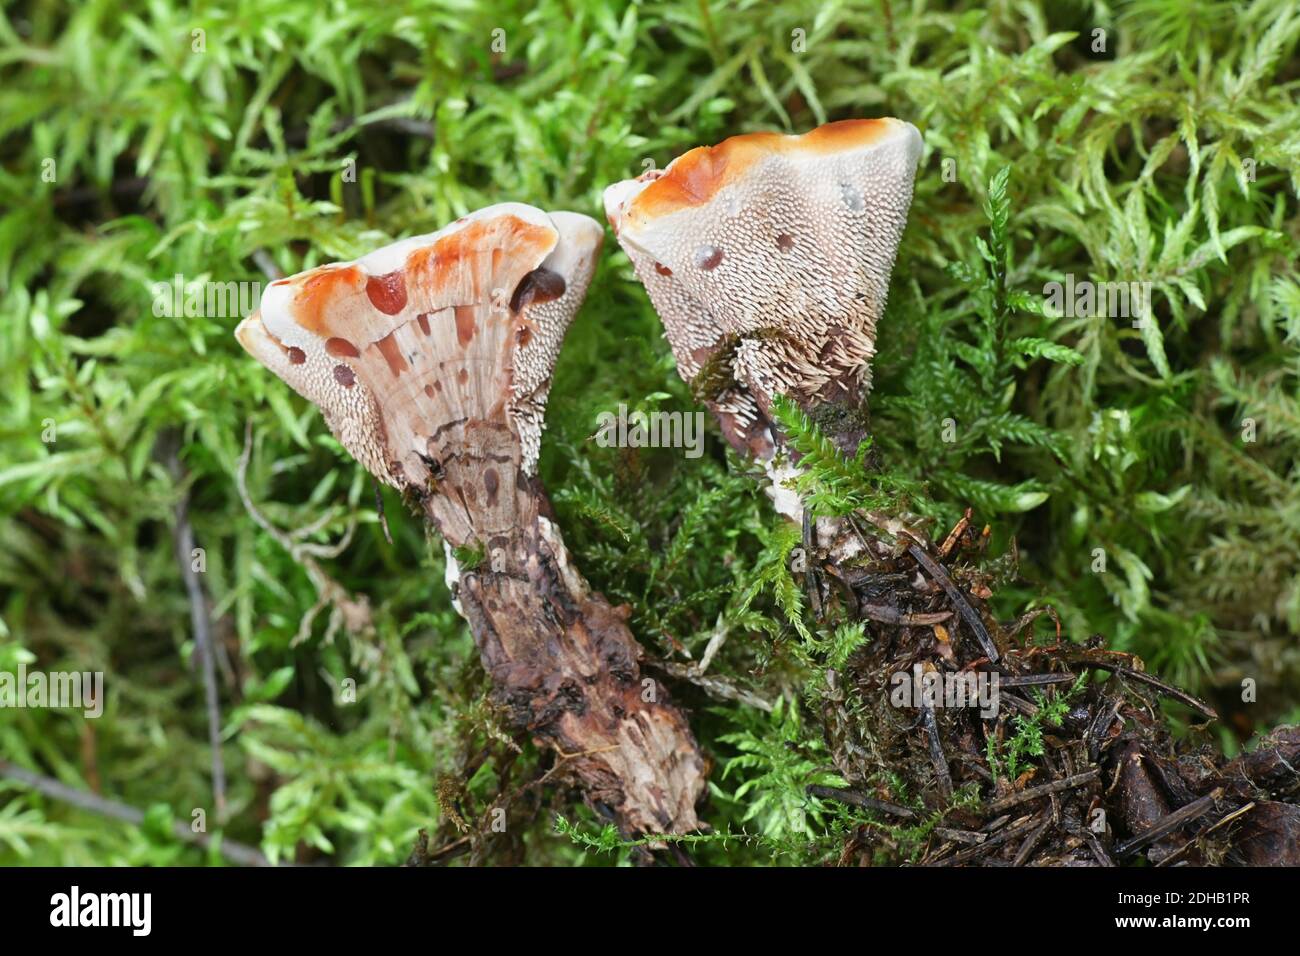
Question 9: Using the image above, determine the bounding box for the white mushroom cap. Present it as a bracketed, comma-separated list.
[604, 119, 922, 457]
[236, 204, 603, 500]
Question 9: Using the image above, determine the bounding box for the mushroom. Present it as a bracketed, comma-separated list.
[603, 119, 923, 532]
[236, 203, 705, 835]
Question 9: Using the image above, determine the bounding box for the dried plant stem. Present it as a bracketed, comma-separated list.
[0, 760, 276, 867]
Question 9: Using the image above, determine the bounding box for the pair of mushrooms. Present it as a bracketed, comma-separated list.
[235, 118, 924, 835]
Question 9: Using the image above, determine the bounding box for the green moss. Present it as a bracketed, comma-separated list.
[2, 0, 1298, 865]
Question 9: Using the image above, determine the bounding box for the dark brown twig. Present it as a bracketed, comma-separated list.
[1113, 789, 1223, 858]
[932, 816, 1040, 866]
[1012, 814, 1050, 865]
[805, 785, 917, 819]
[1094, 664, 1219, 720]
[981, 769, 1100, 816]
[934, 826, 986, 845]
[921, 700, 954, 799]
[1083, 825, 1116, 866]
[1155, 801, 1256, 867]
[905, 538, 999, 662]
[859, 604, 953, 626]
[998, 673, 1078, 689]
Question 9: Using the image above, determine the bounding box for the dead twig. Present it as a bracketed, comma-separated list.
[921, 699, 953, 799]
[938, 508, 971, 559]
[697, 614, 729, 674]
[805, 785, 917, 819]
[981, 769, 1101, 816]
[651, 659, 774, 712]
[0, 760, 276, 867]
[1113, 789, 1223, 858]
[998, 673, 1078, 689]
[932, 816, 1040, 866]
[236, 420, 373, 647]
[905, 537, 1000, 663]
[1155, 801, 1256, 867]
[1100, 664, 1218, 721]
[1012, 814, 1051, 866]
[859, 604, 953, 626]
[162, 439, 227, 822]
[1082, 825, 1116, 866]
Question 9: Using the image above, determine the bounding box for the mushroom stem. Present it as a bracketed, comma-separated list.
[414, 418, 704, 835]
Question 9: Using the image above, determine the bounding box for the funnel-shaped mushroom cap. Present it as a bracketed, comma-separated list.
[604, 119, 922, 456]
[236, 205, 603, 492]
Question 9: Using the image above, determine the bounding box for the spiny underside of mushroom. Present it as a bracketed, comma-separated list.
[603, 118, 923, 465]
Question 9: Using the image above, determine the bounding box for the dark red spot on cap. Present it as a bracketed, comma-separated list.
[424, 384, 435, 398]
[287, 346, 306, 365]
[776, 233, 795, 252]
[695, 245, 724, 271]
[654, 262, 673, 276]
[454, 306, 477, 348]
[458, 368, 469, 385]
[484, 468, 499, 507]
[416, 313, 431, 336]
[509, 267, 566, 313]
[326, 337, 360, 358]
[366, 270, 407, 315]
[375, 332, 409, 377]
[333, 365, 355, 388]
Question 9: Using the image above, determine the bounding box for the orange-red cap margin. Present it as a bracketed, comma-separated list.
[627, 118, 911, 220]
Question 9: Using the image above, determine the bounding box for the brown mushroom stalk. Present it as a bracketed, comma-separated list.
[236, 204, 705, 835]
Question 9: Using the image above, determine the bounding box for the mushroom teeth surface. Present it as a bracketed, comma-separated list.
[603, 118, 923, 459]
[235, 203, 603, 495]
